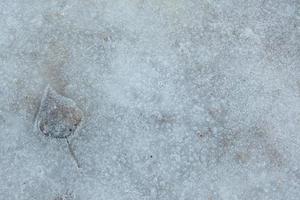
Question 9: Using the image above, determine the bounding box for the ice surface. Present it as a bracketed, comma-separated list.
[0, 0, 300, 199]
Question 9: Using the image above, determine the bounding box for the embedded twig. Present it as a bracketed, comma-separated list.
[66, 138, 80, 168]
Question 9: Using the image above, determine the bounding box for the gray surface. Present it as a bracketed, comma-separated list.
[0, 0, 300, 199]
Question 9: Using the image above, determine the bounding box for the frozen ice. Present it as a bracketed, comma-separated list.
[53, 191, 77, 200]
[0, 0, 300, 199]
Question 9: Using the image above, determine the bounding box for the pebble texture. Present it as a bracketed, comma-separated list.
[0, 0, 299, 200]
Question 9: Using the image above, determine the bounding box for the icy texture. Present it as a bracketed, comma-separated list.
[0, 0, 300, 199]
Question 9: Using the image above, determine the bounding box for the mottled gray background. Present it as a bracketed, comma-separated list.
[0, 0, 300, 199]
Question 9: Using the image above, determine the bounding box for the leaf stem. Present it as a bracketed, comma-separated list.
[66, 138, 80, 168]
